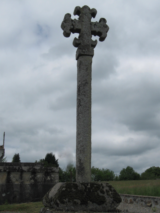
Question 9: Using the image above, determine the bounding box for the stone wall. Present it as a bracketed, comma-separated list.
[0, 162, 59, 205]
[120, 194, 160, 210]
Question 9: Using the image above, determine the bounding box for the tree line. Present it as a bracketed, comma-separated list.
[1, 153, 160, 181]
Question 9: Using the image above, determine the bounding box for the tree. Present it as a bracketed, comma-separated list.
[12, 153, 21, 162]
[91, 166, 102, 181]
[35, 152, 59, 168]
[44, 152, 59, 167]
[119, 166, 140, 180]
[58, 164, 76, 182]
[91, 166, 115, 181]
[141, 166, 160, 180]
[59, 167, 66, 182]
[114, 175, 119, 181]
[133, 172, 141, 180]
[65, 163, 76, 182]
[91, 173, 96, 182]
[101, 168, 115, 181]
[35, 159, 45, 164]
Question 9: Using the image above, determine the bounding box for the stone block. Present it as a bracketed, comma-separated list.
[40, 182, 122, 212]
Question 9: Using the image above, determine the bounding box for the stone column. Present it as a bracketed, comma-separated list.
[76, 56, 92, 182]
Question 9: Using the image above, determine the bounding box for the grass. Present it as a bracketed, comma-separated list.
[107, 179, 160, 197]
[0, 179, 160, 212]
[0, 201, 44, 213]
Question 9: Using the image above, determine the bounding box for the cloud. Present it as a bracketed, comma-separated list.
[0, 0, 160, 176]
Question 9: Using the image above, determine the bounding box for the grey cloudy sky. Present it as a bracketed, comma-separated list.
[0, 0, 160, 176]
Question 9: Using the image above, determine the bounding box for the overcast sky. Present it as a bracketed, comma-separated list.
[0, 0, 160, 176]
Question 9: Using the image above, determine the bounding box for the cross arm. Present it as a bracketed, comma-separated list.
[61, 13, 81, 38]
[91, 18, 109, 41]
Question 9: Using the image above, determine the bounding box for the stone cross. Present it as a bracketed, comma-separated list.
[61, 5, 109, 183]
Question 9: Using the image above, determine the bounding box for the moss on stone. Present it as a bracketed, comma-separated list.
[50, 182, 119, 206]
[42, 182, 122, 212]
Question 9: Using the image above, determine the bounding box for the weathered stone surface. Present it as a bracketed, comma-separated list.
[40, 182, 122, 212]
[76, 56, 92, 183]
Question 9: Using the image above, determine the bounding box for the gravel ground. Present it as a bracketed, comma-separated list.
[117, 202, 160, 213]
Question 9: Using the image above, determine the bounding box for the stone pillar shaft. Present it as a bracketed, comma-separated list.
[76, 56, 92, 182]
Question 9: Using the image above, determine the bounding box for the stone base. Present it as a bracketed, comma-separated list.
[40, 182, 122, 212]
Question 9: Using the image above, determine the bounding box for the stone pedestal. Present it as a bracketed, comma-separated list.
[40, 182, 122, 212]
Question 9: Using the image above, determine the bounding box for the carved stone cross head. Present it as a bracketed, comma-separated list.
[61, 5, 109, 60]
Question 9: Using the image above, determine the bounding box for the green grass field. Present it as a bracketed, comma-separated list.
[0, 179, 160, 213]
[108, 179, 160, 197]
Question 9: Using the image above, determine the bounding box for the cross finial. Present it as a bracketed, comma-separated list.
[61, 5, 109, 60]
